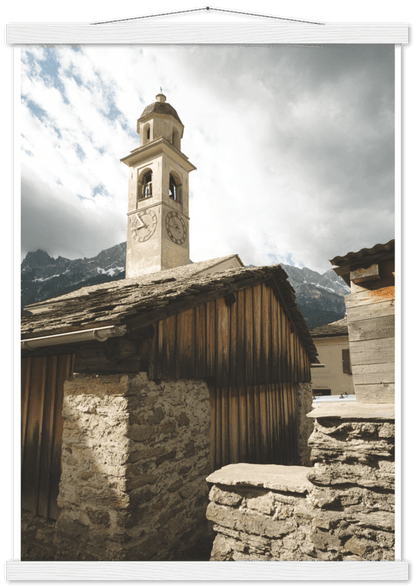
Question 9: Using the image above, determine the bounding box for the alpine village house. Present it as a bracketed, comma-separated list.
[21, 94, 319, 561]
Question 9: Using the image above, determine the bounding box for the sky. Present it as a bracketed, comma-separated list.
[20, 44, 395, 274]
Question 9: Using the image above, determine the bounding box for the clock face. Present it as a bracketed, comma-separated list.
[165, 211, 187, 245]
[131, 209, 157, 242]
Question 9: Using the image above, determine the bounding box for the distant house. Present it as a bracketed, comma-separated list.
[310, 316, 354, 397]
[329, 239, 395, 403]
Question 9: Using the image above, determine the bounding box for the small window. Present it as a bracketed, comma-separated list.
[172, 127, 179, 149]
[169, 175, 177, 200]
[342, 349, 352, 374]
[143, 124, 151, 144]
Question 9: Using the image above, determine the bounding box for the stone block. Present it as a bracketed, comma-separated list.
[55, 517, 89, 541]
[128, 424, 154, 442]
[147, 406, 165, 425]
[246, 492, 275, 516]
[178, 412, 190, 426]
[343, 537, 368, 557]
[207, 463, 313, 493]
[159, 420, 176, 434]
[168, 478, 184, 492]
[209, 486, 242, 507]
[210, 534, 233, 560]
[86, 508, 111, 528]
[206, 502, 295, 539]
[310, 528, 341, 551]
[125, 474, 159, 492]
[155, 449, 176, 466]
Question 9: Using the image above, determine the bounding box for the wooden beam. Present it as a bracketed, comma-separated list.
[350, 264, 380, 284]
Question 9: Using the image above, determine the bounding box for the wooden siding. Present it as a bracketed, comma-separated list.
[21, 353, 75, 520]
[150, 282, 311, 387]
[210, 382, 298, 471]
[345, 283, 395, 404]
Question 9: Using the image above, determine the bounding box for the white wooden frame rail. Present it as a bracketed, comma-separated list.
[7, 9, 409, 582]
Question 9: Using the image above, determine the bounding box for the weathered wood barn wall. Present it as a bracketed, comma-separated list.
[330, 239, 395, 403]
[21, 354, 74, 520]
[149, 281, 311, 469]
[21, 262, 317, 531]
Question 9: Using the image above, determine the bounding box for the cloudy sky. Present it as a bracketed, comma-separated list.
[20, 44, 394, 273]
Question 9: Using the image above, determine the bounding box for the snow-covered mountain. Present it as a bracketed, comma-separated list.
[21, 243, 126, 309]
[280, 264, 350, 329]
[21, 244, 349, 329]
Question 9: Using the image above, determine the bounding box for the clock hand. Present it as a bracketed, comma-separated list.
[135, 213, 148, 230]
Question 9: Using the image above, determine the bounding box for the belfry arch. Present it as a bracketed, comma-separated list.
[169, 171, 182, 203]
[137, 168, 153, 201]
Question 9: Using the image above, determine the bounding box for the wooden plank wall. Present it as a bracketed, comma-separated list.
[21, 353, 75, 520]
[210, 382, 298, 471]
[346, 275, 395, 403]
[150, 282, 311, 388]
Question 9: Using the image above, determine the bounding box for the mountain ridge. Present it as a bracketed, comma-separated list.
[21, 243, 349, 329]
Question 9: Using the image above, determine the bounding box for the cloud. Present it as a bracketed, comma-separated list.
[20, 45, 394, 272]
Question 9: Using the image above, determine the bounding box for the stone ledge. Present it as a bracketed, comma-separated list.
[206, 463, 313, 493]
[307, 403, 394, 421]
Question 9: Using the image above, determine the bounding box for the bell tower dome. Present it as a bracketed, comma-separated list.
[121, 93, 196, 277]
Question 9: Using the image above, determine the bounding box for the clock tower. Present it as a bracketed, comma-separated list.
[121, 93, 196, 277]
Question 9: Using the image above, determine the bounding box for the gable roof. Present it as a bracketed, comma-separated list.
[310, 316, 348, 338]
[21, 258, 318, 362]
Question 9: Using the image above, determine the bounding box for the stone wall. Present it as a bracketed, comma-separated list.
[54, 372, 212, 560]
[296, 382, 313, 466]
[206, 403, 395, 561]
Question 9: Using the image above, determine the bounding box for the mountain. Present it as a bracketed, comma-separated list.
[280, 264, 350, 329]
[21, 243, 126, 309]
[21, 243, 349, 330]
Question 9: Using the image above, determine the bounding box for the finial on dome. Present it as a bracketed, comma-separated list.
[156, 92, 166, 103]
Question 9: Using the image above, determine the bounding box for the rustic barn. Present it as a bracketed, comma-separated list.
[329, 239, 395, 403]
[21, 259, 317, 560]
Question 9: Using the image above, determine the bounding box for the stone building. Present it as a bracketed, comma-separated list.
[21, 94, 317, 561]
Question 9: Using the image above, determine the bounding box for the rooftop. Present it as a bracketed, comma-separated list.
[138, 94, 183, 126]
[330, 239, 394, 268]
[310, 316, 348, 338]
[22, 257, 318, 362]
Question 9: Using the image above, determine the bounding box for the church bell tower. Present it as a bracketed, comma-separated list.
[121, 93, 196, 278]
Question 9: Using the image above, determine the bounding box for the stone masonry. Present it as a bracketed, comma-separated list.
[206, 404, 395, 561]
[54, 372, 212, 560]
[296, 382, 314, 466]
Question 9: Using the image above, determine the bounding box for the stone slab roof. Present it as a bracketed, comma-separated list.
[21, 256, 318, 362]
[310, 316, 348, 338]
